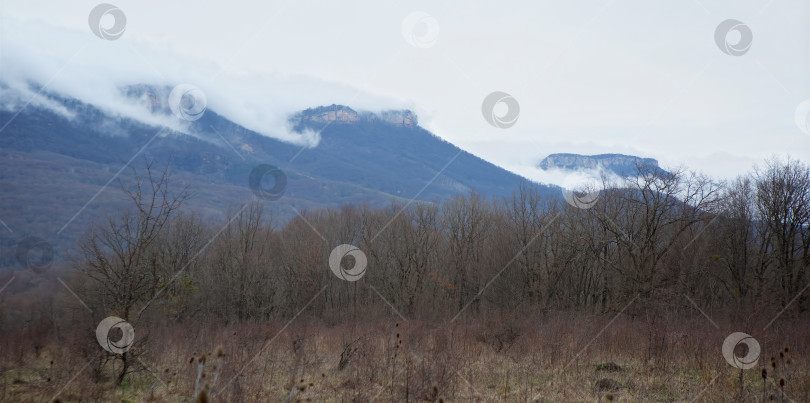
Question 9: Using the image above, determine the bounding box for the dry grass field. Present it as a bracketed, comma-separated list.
[2, 311, 808, 402]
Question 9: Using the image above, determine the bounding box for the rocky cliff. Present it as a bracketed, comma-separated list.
[537, 153, 661, 176]
[289, 104, 417, 128]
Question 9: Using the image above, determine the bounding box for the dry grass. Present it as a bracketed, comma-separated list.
[2, 312, 809, 402]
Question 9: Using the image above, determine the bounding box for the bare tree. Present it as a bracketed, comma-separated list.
[755, 157, 810, 309]
[150, 211, 208, 321]
[710, 176, 765, 305]
[442, 192, 492, 312]
[590, 165, 720, 302]
[199, 201, 279, 321]
[75, 160, 187, 385]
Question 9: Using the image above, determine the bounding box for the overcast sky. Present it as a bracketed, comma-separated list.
[2, 0, 808, 184]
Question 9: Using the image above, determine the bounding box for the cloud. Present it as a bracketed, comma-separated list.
[3, 0, 808, 182]
[0, 83, 75, 120]
[0, 17, 407, 146]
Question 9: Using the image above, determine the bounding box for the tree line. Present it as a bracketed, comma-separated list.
[69, 157, 810, 329]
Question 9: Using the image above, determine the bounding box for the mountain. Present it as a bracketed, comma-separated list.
[290, 105, 418, 128]
[0, 86, 546, 263]
[537, 153, 663, 177]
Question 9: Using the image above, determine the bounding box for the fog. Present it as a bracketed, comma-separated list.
[0, 18, 407, 146]
[2, 0, 809, 185]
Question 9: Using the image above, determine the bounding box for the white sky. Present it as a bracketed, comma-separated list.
[1, 0, 809, 185]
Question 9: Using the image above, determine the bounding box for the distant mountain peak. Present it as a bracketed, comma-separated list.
[538, 153, 662, 176]
[290, 104, 418, 129]
[116, 87, 420, 133]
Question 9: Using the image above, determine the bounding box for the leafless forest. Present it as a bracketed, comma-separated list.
[3, 157, 810, 401]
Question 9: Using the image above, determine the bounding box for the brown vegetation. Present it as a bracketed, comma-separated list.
[2, 157, 810, 401]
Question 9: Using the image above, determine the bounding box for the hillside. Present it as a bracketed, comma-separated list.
[0, 87, 543, 265]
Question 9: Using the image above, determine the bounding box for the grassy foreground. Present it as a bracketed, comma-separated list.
[2, 313, 808, 402]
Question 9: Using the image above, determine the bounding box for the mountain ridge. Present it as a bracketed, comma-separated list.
[0, 85, 544, 257]
[538, 153, 663, 177]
